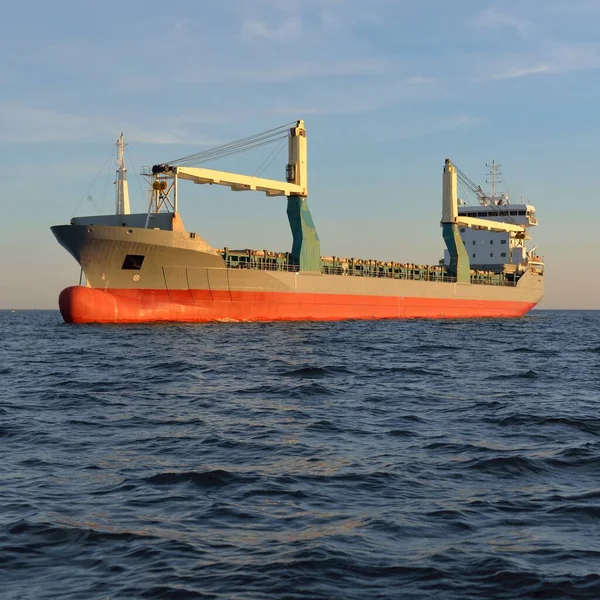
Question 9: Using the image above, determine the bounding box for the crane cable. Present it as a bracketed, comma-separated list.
[164, 122, 295, 167]
[454, 164, 523, 228]
[253, 137, 287, 177]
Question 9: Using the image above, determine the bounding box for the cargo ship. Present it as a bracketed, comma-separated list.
[51, 121, 544, 323]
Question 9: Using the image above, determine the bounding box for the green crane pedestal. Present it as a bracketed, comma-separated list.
[442, 223, 470, 283]
[287, 195, 321, 272]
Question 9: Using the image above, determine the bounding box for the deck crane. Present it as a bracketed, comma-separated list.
[148, 120, 320, 271]
[151, 120, 307, 198]
[442, 159, 527, 283]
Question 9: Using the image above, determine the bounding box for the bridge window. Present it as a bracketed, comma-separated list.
[122, 254, 145, 270]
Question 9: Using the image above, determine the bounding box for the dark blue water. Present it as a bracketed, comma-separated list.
[1, 310, 599, 599]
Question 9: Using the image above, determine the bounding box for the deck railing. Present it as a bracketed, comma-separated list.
[223, 253, 519, 287]
[226, 260, 299, 273]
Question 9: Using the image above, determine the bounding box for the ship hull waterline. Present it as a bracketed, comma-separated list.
[58, 285, 537, 324]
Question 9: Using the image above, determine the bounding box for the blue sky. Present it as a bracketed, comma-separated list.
[1, 0, 599, 309]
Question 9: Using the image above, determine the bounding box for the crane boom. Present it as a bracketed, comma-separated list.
[151, 120, 307, 199]
[454, 215, 524, 233]
[158, 165, 305, 197]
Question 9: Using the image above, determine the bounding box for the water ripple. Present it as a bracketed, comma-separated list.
[1, 309, 600, 599]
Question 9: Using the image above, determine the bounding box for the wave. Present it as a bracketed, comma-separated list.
[279, 365, 353, 378]
[511, 346, 558, 355]
[366, 366, 441, 376]
[488, 368, 541, 380]
[546, 443, 600, 469]
[306, 419, 343, 433]
[286, 382, 339, 398]
[387, 429, 419, 437]
[0, 425, 24, 438]
[423, 441, 497, 454]
[142, 360, 199, 374]
[548, 504, 600, 519]
[411, 344, 462, 352]
[145, 469, 258, 488]
[497, 414, 600, 436]
[465, 455, 548, 475]
[6, 519, 156, 544]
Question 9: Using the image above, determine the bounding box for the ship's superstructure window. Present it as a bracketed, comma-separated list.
[122, 254, 145, 270]
[501, 240, 507, 244]
[490, 240, 494, 244]
[501, 252, 507, 257]
[490, 253, 494, 258]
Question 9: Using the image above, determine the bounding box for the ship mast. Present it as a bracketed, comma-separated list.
[116, 133, 131, 215]
[486, 160, 502, 200]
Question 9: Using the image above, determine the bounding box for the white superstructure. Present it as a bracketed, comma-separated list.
[445, 200, 538, 267]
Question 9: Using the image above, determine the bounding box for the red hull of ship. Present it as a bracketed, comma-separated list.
[58, 286, 535, 324]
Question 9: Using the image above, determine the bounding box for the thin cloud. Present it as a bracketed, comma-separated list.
[0, 105, 222, 146]
[472, 7, 531, 36]
[242, 14, 303, 40]
[325, 114, 482, 147]
[485, 43, 600, 80]
[270, 75, 436, 117]
[405, 76, 435, 85]
[172, 57, 392, 86]
[550, 42, 600, 72]
[400, 115, 481, 140]
[489, 64, 553, 80]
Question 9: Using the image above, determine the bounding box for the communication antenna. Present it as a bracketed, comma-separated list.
[486, 160, 502, 199]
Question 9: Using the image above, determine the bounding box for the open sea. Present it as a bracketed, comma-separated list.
[1, 309, 600, 599]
